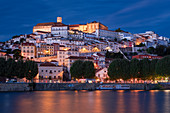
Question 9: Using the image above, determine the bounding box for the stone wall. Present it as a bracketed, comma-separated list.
[0, 83, 31, 91]
[0, 83, 167, 91]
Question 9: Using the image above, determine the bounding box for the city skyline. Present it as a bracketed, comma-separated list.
[1, 0, 170, 41]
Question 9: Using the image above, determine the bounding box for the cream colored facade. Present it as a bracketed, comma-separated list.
[57, 50, 79, 65]
[21, 43, 36, 59]
[69, 21, 108, 33]
[38, 64, 63, 79]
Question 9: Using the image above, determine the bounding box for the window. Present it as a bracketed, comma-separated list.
[46, 70, 48, 72]
[54, 70, 56, 72]
[41, 70, 43, 72]
[54, 76, 56, 79]
[49, 70, 52, 73]
[98, 74, 100, 77]
[58, 70, 60, 72]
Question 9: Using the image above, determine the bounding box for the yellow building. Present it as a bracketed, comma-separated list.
[69, 21, 108, 33]
[33, 17, 108, 34]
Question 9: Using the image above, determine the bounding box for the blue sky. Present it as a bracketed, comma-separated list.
[0, 0, 170, 41]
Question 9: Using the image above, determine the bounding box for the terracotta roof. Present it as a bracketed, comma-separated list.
[36, 22, 55, 26]
[52, 22, 68, 27]
[50, 60, 58, 62]
[67, 56, 93, 60]
[69, 24, 80, 27]
[40, 62, 56, 67]
[22, 42, 35, 46]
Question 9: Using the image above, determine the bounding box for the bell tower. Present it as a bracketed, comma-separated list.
[57, 17, 62, 23]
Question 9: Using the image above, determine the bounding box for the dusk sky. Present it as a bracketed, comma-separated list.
[0, 0, 170, 41]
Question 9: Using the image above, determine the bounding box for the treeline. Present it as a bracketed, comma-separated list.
[70, 60, 95, 79]
[146, 45, 170, 56]
[70, 56, 170, 82]
[0, 58, 38, 81]
[108, 55, 170, 82]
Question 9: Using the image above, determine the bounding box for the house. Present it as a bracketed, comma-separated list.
[95, 67, 109, 82]
[38, 62, 63, 82]
[21, 42, 36, 59]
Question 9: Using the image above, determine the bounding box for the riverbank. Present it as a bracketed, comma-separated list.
[0, 83, 170, 91]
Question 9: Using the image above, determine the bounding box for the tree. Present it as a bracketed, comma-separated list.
[156, 56, 170, 77]
[0, 58, 6, 77]
[108, 59, 130, 82]
[121, 59, 130, 81]
[16, 60, 25, 79]
[140, 58, 150, 81]
[146, 47, 156, 54]
[12, 49, 21, 60]
[165, 46, 170, 55]
[5, 58, 17, 78]
[105, 51, 123, 59]
[12, 35, 19, 39]
[83, 61, 95, 78]
[155, 45, 166, 56]
[70, 60, 84, 79]
[130, 58, 140, 82]
[25, 60, 38, 82]
[115, 28, 124, 32]
[150, 59, 158, 81]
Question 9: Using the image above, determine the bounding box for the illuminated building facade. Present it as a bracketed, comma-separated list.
[37, 44, 54, 58]
[69, 21, 108, 33]
[38, 62, 63, 81]
[21, 42, 36, 59]
[56, 50, 79, 65]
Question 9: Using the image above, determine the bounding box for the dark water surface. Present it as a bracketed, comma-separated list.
[0, 90, 169, 113]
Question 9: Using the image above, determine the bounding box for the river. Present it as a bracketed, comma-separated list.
[0, 90, 169, 113]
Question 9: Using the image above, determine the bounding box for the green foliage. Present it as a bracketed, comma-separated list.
[105, 51, 123, 59]
[136, 43, 145, 47]
[70, 60, 84, 79]
[140, 58, 151, 80]
[0, 59, 38, 81]
[0, 58, 6, 77]
[156, 55, 170, 77]
[150, 59, 158, 80]
[83, 61, 95, 78]
[108, 59, 130, 81]
[146, 47, 156, 54]
[130, 58, 140, 79]
[115, 28, 124, 32]
[12, 35, 20, 39]
[25, 60, 38, 81]
[70, 60, 95, 79]
[155, 45, 166, 56]
[12, 49, 21, 60]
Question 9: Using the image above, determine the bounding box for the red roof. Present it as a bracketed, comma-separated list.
[67, 56, 93, 60]
[132, 55, 162, 59]
[22, 42, 35, 46]
[69, 24, 80, 27]
[52, 22, 68, 27]
[40, 62, 56, 67]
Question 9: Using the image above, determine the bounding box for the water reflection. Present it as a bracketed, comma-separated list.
[0, 90, 169, 113]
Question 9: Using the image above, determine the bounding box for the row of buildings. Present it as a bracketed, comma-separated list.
[0, 17, 169, 82]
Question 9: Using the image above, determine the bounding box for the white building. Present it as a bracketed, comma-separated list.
[51, 18, 68, 38]
[95, 67, 109, 82]
[95, 29, 118, 38]
[38, 62, 63, 81]
[56, 50, 79, 65]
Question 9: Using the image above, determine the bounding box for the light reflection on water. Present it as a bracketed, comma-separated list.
[0, 90, 169, 113]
